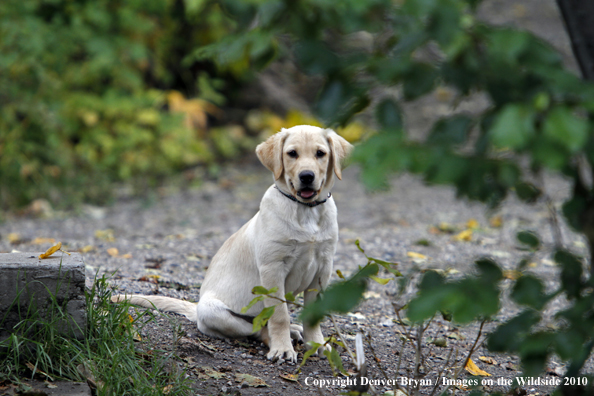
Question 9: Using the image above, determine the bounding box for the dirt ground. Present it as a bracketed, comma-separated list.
[1, 0, 592, 395]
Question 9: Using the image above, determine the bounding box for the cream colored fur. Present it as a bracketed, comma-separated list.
[112, 125, 353, 363]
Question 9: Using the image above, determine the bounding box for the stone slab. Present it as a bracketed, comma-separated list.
[0, 252, 86, 339]
[0, 380, 92, 396]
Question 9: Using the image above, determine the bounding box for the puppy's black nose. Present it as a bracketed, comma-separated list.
[299, 170, 315, 185]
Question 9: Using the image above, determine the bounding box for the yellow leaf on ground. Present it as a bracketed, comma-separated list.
[107, 248, 119, 257]
[95, 229, 115, 242]
[235, 373, 269, 387]
[8, 233, 21, 244]
[465, 358, 491, 376]
[80, 245, 96, 253]
[466, 219, 479, 229]
[407, 252, 427, 260]
[438, 222, 457, 233]
[503, 270, 521, 280]
[489, 215, 503, 228]
[479, 356, 497, 365]
[453, 229, 473, 242]
[39, 242, 62, 259]
[279, 372, 299, 382]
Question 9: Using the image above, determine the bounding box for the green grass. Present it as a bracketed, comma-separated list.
[0, 274, 191, 395]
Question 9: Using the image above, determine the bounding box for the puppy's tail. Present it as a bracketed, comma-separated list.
[111, 294, 197, 322]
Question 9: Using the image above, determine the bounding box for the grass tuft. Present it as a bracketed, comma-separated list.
[0, 274, 190, 395]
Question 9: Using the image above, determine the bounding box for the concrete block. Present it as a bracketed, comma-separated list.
[0, 252, 86, 340]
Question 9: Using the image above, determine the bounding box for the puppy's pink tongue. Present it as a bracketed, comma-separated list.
[300, 190, 314, 198]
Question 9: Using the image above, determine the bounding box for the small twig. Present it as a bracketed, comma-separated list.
[264, 295, 304, 308]
[536, 172, 564, 248]
[394, 338, 405, 395]
[448, 319, 486, 394]
[329, 314, 356, 364]
[364, 331, 390, 381]
[429, 347, 453, 396]
[413, 324, 424, 396]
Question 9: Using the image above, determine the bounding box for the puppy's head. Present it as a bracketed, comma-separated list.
[256, 125, 353, 203]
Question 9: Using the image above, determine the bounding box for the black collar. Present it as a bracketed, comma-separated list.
[275, 186, 331, 207]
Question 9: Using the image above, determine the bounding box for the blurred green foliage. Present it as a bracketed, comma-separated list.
[0, 0, 250, 209]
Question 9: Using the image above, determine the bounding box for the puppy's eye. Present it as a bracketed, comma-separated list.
[316, 150, 326, 158]
[287, 150, 298, 158]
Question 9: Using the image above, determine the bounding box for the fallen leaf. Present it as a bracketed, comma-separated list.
[429, 338, 447, 347]
[466, 219, 479, 229]
[121, 253, 132, 259]
[8, 233, 21, 244]
[428, 226, 441, 235]
[490, 250, 511, 258]
[39, 242, 62, 259]
[438, 222, 457, 233]
[489, 215, 503, 228]
[44, 381, 58, 389]
[503, 270, 521, 280]
[196, 366, 226, 380]
[235, 374, 270, 388]
[453, 229, 473, 242]
[163, 385, 173, 394]
[79, 245, 96, 253]
[347, 312, 367, 321]
[95, 229, 115, 242]
[407, 252, 428, 260]
[107, 248, 119, 257]
[464, 358, 491, 376]
[447, 332, 464, 340]
[363, 291, 381, 299]
[279, 372, 299, 382]
[479, 356, 497, 365]
[31, 237, 56, 245]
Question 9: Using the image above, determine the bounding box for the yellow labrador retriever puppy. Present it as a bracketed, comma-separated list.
[112, 125, 353, 363]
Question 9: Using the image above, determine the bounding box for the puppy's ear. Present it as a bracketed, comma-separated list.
[326, 129, 354, 180]
[256, 129, 288, 180]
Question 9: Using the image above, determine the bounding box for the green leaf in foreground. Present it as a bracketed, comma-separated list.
[543, 107, 588, 152]
[241, 295, 264, 314]
[489, 104, 535, 149]
[300, 264, 378, 327]
[516, 230, 540, 249]
[511, 275, 548, 310]
[253, 306, 276, 332]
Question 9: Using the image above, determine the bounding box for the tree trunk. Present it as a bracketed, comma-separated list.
[555, 0, 594, 80]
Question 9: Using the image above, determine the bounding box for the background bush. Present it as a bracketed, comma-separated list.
[0, 0, 252, 209]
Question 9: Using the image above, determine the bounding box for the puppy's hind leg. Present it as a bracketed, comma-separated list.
[195, 295, 255, 339]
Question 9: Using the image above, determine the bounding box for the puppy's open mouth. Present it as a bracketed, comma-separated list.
[290, 181, 319, 200]
[297, 188, 317, 200]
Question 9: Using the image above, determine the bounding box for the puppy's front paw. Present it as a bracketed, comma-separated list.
[267, 346, 297, 364]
